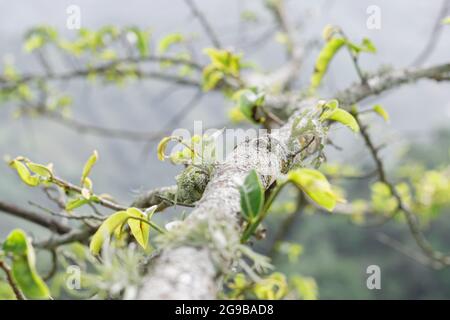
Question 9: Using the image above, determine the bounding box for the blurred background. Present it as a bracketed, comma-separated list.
[0, 0, 449, 299]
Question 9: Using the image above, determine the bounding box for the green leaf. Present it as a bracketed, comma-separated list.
[239, 170, 265, 220]
[24, 34, 44, 52]
[0, 282, 16, 300]
[3, 229, 51, 299]
[203, 48, 241, 76]
[231, 88, 264, 123]
[27, 162, 53, 178]
[373, 104, 389, 122]
[287, 168, 340, 211]
[9, 160, 40, 187]
[371, 182, 398, 213]
[310, 38, 346, 90]
[65, 197, 89, 211]
[127, 27, 150, 57]
[136, 32, 150, 57]
[361, 38, 377, 53]
[157, 33, 184, 54]
[126, 208, 150, 249]
[324, 99, 339, 110]
[202, 65, 223, 91]
[157, 136, 174, 161]
[23, 26, 58, 53]
[81, 150, 98, 185]
[320, 108, 359, 132]
[89, 211, 129, 255]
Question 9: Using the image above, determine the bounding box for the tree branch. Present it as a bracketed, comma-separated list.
[410, 0, 450, 66]
[0, 55, 203, 91]
[184, 0, 222, 48]
[355, 115, 450, 268]
[0, 200, 71, 235]
[137, 99, 321, 299]
[336, 62, 450, 106]
[0, 260, 25, 300]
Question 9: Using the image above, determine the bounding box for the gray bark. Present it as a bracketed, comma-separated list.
[138, 100, 316, 299]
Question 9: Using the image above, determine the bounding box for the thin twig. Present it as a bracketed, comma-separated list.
[0, 260, 25, 300]
[0, 200, 71, 234]
[410, 0, 450, 67]
[184, 0, 222, 48]
[355, 114, 450, 268]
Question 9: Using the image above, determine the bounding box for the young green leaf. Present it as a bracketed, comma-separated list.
[230, 88, 265, 123]
[65, 197, 89, 211]
[320, 108, 359, 132]
[9, 160, 40, 187]
[310, 37, 346, 90]
[157, 33, 184, 54]
[24, 34, 44, 52]
[202, 65, 223, 91]
[81, 150, 98, 185]
[89, 211, 129, 255]
[126, 207, 150, 249]
[287, 168, 341, 211]
[373, 104, 389, 122]
[23, 26, 58, 53]
[239, 170, 265, 220]
[3, 229, 51, 299]
[136, 30, 150, 57]
[27, 162, 53, 178]
[157, 136, 174, 161]
[324, 99, 339, 110]
[203, 48, 241, 76]
[361, 38, 377, 53]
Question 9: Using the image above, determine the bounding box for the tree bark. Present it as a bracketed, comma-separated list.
[138, 100, 316, 299]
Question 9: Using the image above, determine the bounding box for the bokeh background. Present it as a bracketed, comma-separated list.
[0, 0, 449, 299]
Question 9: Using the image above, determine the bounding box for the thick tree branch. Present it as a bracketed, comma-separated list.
[131, 185, 178, 212]
[336, 62, 450, 106]
[263, 62, 450, 117]
[138, 99, 319, 299]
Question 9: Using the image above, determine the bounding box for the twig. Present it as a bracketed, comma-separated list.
[355, 114, 450, 268]
[376, 233, 435, 267]
[267, 193, 305, 258]
[43, 249, 58, 281]
[28, 201, 104, 221]
[0, 200, 71, 234]
[184, 0, 222, 48]
[131, 185, 178, 211]
[36, 227, 93, 249]
[155, 195, 196, 208]
[336, 62, 450, 107]
[50, 175, 128, 212]
[0, 260, 25, 300]
[410, 0, 450, 67]
[38, 109, 168, 142]
[0, 54, 202, 85]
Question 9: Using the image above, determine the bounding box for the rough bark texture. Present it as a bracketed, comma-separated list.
[138, 100, 316, 299]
